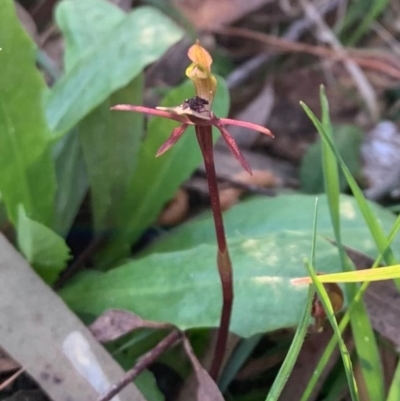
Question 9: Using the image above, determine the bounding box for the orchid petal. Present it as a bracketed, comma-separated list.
[217, 124, 252, 175]
[111, 105, 190, 124]
[185, 41, 217, 108]
[218, 117, 274, 138]
[156, 124, 189, 157]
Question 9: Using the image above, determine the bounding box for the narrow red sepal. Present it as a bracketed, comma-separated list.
[156, 124, 189, 157]
[217, 124, 252, 174]
[218, 117, 274, 138]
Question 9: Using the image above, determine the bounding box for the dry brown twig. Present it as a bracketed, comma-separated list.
[216, 26, 400, 82]
[97, 331, 181, 401]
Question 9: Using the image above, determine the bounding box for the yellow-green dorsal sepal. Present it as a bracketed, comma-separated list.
[185, 41, 217, 109]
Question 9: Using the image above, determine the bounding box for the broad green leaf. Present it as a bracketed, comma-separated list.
[56, 0, 126, 71]
[53, 0, 144, 234]
[60, 231, 344, 338]
[100, 76, 230, 266]
[79, 75, 144, 231]
[143, 194, 400, 260]
[58, 2, 143, 231]
[53, 129, 88, 235]
[52, 0, 123, 235]
[46, 1, 184, 136]
[300, 124, 363, 193]
[0, 0, 56, 226]
[17, 206, 71, 284]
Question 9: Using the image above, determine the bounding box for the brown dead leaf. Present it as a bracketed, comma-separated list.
[89, 309, 172, 342]
[182, 336, 225, 401]
[158, 189, 189, 226]
[364, 281, 400, 349]
[173, 0, 275, 30]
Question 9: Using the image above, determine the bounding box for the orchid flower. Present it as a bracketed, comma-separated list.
[111, 41, 274, 380]
[111, 41, 273, 174]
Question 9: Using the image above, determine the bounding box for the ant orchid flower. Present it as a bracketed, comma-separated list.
[111, 41, 274, 380]
[111, 41, 273, 174]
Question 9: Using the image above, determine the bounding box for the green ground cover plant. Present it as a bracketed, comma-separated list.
[1, 0, 400, 400]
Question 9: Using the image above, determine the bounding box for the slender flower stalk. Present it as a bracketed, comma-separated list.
[111, 41, 273, 380]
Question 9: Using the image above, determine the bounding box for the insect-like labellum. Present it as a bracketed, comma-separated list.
[182, 96, 209, 113]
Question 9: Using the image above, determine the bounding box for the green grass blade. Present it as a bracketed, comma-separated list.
[304, 259, 359, 401]
[265, 286, 314, 401]
[300, 100, 398, 269]
[387, 359, 400, 401]
[300, 214, 400, 401]
[264, 197, 319, 401]
[317, 86, 385, 401]
[346, 0, 390, 45]
[294, 265, 400, 284]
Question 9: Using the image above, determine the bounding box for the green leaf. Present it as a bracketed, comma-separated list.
[53, 129, 88, 235]
[58, 2, 143, 231]
[135, 371, 165, 401]
[387, 360, 400, 401]
[300, 214, 400, 401]
[46, 1, 184, 136]
[305, 259, 359, 401]
[17, 206, 71, 284]
[78, 74, 144, 232]
[52, 0, 124, 235]
[143, 194, 399, 260]
[60, 231, 344, 338]
[265, 287, 314, 401]
[300, 124, 363, 193]
[100, 76, 230, 266]
[300, 102, 399, 272]
[0, 0, 56, 226]
[317, 86, 385, 401]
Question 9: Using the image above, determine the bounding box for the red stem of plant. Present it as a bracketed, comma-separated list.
[195, 125, 234, 380]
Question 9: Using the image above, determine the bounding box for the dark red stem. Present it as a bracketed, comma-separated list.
[195, 125, 234, 380]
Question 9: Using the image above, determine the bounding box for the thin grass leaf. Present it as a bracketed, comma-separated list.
[265, 286, 314, 401]
[317, 86, 385, 401]
[311, 198, 319, 266]
[304, 259, 359, 401]
[300, 100, 398, 269]
[299, 214, 400, 401]
[346, 0, 390, 45]
[264, 198, 319, 401]
[293, 265, 400, 284]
